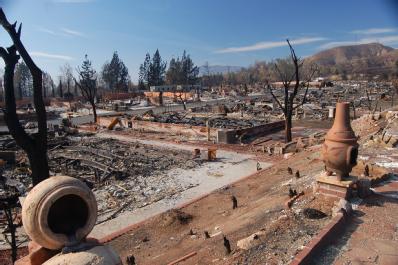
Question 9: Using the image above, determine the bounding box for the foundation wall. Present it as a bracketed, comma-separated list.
[97, 117, 284, 144]
[132, 120, 217, 139]
[217, 120, 285, 144]
[97, 117, 217, 140]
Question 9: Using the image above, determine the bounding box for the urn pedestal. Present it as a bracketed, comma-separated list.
[315, 171, 357, 199]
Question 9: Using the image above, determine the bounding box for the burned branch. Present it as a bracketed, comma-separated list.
[74, 55, 98, 123]
[0, 8, 49, 185]
[267, 39, 318, 143]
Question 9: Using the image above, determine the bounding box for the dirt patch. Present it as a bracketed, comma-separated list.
[107, 148, 333, 265]
[160, 209, 193, 228]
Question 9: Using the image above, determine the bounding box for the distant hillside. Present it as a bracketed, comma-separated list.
[199, 65, 243, 76]
[306, 43, 398, 78]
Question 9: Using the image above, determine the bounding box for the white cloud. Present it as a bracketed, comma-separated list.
[61, 28, 85, 37]
[38, 27, 57, 36]
[30, 52, 74, 61]
[215, 37, 326, 53]
[37, 26, 86, 38]
[52, 0, 95, 3]
[319, 35, 398, 49]
[351, 28, 396, 35]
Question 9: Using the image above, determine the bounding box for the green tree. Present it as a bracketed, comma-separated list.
[148, 49, 167, 86]
[14, 61, 32, 99]
[101, 51, 130, 91]
[165, 50, 198, 85]
[138, 53, 151, 89]
[181, 50, 199, 85]
[166, 57, 181, 84]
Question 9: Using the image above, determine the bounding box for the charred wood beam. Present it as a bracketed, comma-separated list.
[65, 146, 114, 160]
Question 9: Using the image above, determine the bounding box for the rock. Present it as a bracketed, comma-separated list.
[237, 232, 265, 250]
[357, 179, 372, 198]
[373, 113, 381, 120]
[283, 153, 294, 159]
[332, 199, 352, 217]
[24, 122, 37, 129]
[277, 215, 288, 221]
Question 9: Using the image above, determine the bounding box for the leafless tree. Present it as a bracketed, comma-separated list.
[365, 89, 372, 111]
[60, 63, 74, 96]
[176, 92, 187, 110]
[0, 8, 49, 185]
[42, 72, 54, 98]
[268, 39, 318, 143]
[74, 55, 98, 122]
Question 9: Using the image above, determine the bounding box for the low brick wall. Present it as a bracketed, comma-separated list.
[131, 120, 217, 140]
[97, 116, 217, 140]
[290, 211, 348, 265]
[97, 117, 284, 143]
[217, 120, 285, 144]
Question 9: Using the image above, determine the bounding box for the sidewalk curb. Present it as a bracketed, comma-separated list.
[290, 210, 349, 265]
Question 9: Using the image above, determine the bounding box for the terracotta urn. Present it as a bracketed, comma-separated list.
[22, 176, 98, 250]
[321, 102, 358, 180]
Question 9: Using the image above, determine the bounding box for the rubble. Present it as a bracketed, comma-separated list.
[0, 135, 204, 229]
[133, 111, 267, 129]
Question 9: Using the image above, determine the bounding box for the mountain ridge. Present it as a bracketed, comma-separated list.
[306, 43, 398, 77]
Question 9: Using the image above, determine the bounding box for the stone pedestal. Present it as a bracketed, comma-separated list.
[315, 171, 357, 199]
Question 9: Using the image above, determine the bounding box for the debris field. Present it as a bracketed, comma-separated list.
[47, 136, 203, 222]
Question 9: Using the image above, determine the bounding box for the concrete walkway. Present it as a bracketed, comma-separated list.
[90, 133, 272, 239]
[315, 178, 398, 265]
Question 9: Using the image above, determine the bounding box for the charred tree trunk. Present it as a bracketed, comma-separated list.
[159, 91, 163, 106]
[0, 9, 49, 185]
[59, 81, 63, 98]
[43, 82, 47, 98]
[285, 111, 293, 143]
[91, 100, 97, 123]
[51, 83, 55, 98]
[268, 40, 317, 144]
[177, 94, 186, 110]
[17, 82, 22, 100]
[67, 79, 70, 94]
[27, 145, 50, 183]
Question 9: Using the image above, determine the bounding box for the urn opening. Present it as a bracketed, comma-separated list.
[47, 194, 89, 236]
[349, 147, 358, 166]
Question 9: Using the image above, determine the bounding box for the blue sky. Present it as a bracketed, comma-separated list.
[0, 0, 397, 82]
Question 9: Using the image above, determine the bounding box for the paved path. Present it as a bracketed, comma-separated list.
[90, 133, 272, 239]
[314, 178, 398, 265]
